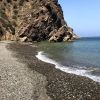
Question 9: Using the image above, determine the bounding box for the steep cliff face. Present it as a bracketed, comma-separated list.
[0, 0, 78, 42]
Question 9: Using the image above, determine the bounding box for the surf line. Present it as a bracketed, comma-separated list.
[36, 51, 100, 83]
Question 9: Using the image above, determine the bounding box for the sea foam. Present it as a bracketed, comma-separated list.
[36, 51, 100, 83]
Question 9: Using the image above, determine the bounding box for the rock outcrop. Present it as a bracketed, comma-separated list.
[0, 0, 78, 42]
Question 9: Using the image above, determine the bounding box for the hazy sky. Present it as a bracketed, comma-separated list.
[58, 0, 100, 37]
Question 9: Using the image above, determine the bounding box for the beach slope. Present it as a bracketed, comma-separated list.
[0, 41, 51, 100]
[6, 42, 100, 100]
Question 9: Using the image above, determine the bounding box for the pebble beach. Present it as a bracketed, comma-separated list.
[0, 41, 100, 100]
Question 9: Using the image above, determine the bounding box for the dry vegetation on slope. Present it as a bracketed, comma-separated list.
[0, 0, 78, 42]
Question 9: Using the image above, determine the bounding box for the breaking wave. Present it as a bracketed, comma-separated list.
[36, 51, 100, 83]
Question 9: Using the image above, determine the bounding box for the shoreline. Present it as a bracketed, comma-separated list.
[7, 42, 100, 100]
[36, 51, 100, 83]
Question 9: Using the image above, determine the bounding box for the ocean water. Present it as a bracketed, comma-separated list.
[36, 37, 100, 82]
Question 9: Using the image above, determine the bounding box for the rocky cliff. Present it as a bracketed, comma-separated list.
[0, 0, 78, 42]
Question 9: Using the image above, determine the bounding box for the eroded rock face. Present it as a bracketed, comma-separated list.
[0, 0, 78, 42]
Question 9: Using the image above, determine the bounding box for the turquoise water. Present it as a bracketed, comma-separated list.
[37, 37, 100, 82]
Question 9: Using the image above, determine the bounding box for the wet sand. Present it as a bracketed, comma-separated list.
[0, 43, 100, 100]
